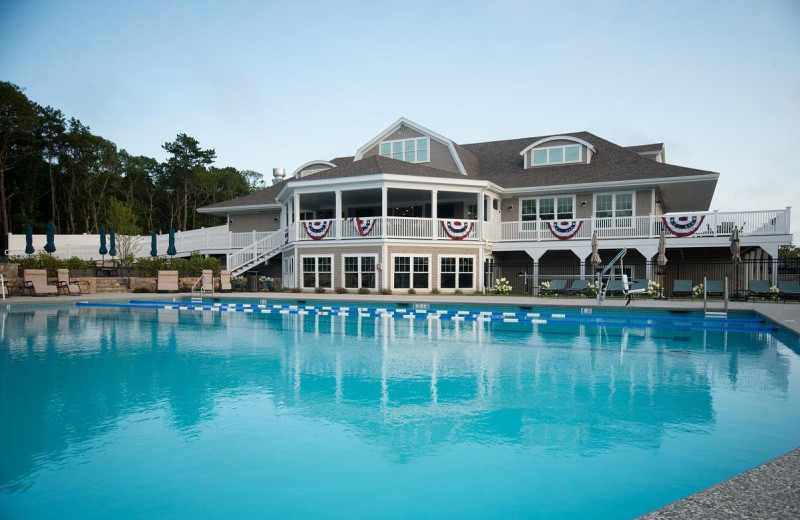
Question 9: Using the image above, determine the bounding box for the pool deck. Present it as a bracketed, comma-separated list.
[3, 292, 799, 519]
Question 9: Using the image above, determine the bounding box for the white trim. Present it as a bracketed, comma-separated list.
[593, 191, 635, 228]
[438, 254, 476, 291]
[341, 254, 378, 290]
[353, 117, 468, 176]
[519, 195, 577, 221]
[502, 173, 720, 196]
[300, 254, 334, 289]
[519, 136, 597, 158]
[198, 203, 281, 214]
[390, 253, 431, 291]
[378, 136, 431, 164]
[291, 160, 337, 178]
[524, 143, 583, 168]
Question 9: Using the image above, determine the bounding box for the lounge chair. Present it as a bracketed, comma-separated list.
[632, 278, 648, 291]
[23, 269, 59, 296]
[705, 280, 725, 298]
[748, 280, 773, 300]
[777, 281, 800, 302]
[622, 275, 647, 305]
[605, 279, 624, 297]
[566, 279, 589, 297]
[220, 270, 232, 292]
[201, 269, 214, 293]
[157, 270, 179, 292]
[672, 279, 693, 299]
[547, 279, 567, 297]
[57, 269, 82, 295]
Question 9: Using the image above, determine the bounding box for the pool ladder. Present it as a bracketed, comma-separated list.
[703, 276, 728, 318]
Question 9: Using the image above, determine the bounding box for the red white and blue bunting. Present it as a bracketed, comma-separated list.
[304, 220, 332, 241]
[284, 227, 289, 245]
[441, 220, 474, 240]
[662, 215, 705, 237]
[548, 220, 582, 240]
[348, 217, 377, 237]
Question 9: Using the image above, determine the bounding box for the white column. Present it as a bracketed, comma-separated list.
[381, 187, 388, 238]
[293, 193, 300, 241]
[335, 190, 342, 240]
[431, 189, 438, 241]
[280, 204, 287, 228]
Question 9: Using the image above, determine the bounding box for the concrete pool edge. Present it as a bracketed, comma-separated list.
[637, 447, 800, 519]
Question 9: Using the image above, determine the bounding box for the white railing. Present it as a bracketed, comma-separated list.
[500, 209, 791, 242]
[226, 230, 284, 275]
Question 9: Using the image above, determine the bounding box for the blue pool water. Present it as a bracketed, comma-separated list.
[1, 302, 799, 519]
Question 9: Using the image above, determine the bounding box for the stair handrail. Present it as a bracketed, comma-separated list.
[227, 230, 284, 275]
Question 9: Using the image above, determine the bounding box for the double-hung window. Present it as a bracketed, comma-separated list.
[440, 256, 474, 290]
[393, 255, 429, 290]
[302, 256, 332, 289]
[594, 193, 634, 228]
[521, 196, 575, 229]
[379, 137, 430, 163]
[343, 255, 376, 289]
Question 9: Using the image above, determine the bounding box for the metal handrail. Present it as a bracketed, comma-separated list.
[596, 248, 628, 304]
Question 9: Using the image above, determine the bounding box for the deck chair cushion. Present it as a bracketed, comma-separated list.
[566, 279, 589, 296]
[220, 270, 232, 292]
[777, 281, 800, 300]
[672, 279, 693, 297]
[57, 269, 82, 295]
[705, 280, 724, 296]
[157, 270, 180, 292]
[748, 280, 773, 298]
[24, 269, 59, 296]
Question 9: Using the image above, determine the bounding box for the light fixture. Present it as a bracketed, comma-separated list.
[581, 200, 587, 207]
[273, 217, 279, 222]
[507, 204, 514, 211]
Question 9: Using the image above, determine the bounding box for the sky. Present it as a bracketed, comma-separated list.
[2, 0, 799, 241]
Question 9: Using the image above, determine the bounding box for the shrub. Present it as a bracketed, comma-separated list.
[259, 276, 275, 291]
[231, 276, 247, 292]
[539, 280, 551, 296]
[334, 287, 348, 294]
[692, 284, 704, 298]
[646, 280, 662, 298]
[586, 282, 598, 298]
[493, 277, 512, 295]
[357, 287, 370, 294]
[379, 288, 392, 295]
[454, 289, 463, 295]
[291, 287, 302, 293]
[407, 288, 416, 295]
[430, 288, 440, 295]
[315, 286, 327, 294]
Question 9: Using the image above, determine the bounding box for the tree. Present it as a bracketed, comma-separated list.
[162, 134, 216, 231]
[779, 244, 798, 260]
[105, 197, 143, 264]
[38, 105, 66, 225]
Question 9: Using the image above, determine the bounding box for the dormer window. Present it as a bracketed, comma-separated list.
[379, 137, 429, 163]
[532, 144, 581, 166]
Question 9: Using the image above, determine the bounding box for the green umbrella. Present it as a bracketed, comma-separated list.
[109, 231, 117, 257]
[99, 227, 108, 256]
[150, 232, 158, 257]
[167, 228, 176, 256]
[25, 225, 34, 255]
[44, 221, 56, 254]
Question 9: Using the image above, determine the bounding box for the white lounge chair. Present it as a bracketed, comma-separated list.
[220, 270, 232, 292]
[23, 269, 59, 296]
[57, 269, 82, 295]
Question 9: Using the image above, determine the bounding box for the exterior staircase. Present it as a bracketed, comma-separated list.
[227, 230, 284, 276]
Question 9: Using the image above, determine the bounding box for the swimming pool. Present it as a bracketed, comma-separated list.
[2, 301, 799, 519]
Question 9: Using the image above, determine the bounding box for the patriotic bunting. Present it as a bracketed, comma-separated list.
[662, 215, 705, 237]
[441, 220, 474, 240]
[547, 220, 582, 240]
[348, 217, 377, 237]
[304, 220, 332, 240]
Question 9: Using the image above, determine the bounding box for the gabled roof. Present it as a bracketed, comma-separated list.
[289, 155, 469, 183]
[198, 181, 285, 212]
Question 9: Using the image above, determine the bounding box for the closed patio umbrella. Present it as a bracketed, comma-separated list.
[167, 228, 177, 257]
[109, 231, 117, 257]
[656, 229, 668, 271]
[730, 227, 742, 265]
[590, 232, 601, 268]
[25, 225, 34, 255]
[44, 221, 56, 254]
[99, 227, 108, 263]
[150, 232, 158, 257]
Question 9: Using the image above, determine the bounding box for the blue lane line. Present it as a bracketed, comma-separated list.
[74, 300, 777, 333]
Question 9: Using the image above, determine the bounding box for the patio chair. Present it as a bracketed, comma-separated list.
[622, 275, 647, 306]
[57, 269, 82, 295]
[705, 280, 725, 298]
[547, 279, 567, 297]
[23, 269, 59, 296]
[201, 269, 214, 293]
[157, 270, 179, 292]
[605, 279, 624, 297]
[672, 279, 693, 299]
[748, 280, 773, 300]
[566, 279, 589, 297]
[220, 270, 232, 292]
[632, 278, 648, 291]
[777, 281, 800, 302]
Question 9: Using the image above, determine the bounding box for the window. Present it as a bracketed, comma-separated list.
[393, 255, 429, 290]
[520, 196, 575, 222]
[379, 137, 430, 163]
[344, 255, 376, 289]
[467, 204, 478, 220]
[531, 144, 582, 166]
[440, 256, 474, 290]
[302, 256, 332, 289]
[595, 193, 634, 227]
[298, 211, 314, 221]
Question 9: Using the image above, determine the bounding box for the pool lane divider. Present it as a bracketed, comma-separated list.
[73, 300, 779, 333]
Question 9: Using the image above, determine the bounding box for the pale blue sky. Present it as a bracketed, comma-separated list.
[2, 0, 799, 240]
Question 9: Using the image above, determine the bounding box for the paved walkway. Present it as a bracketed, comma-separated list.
[3, 291, 799, 519]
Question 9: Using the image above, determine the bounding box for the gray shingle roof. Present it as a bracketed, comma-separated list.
[201, 131, 716, 210]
